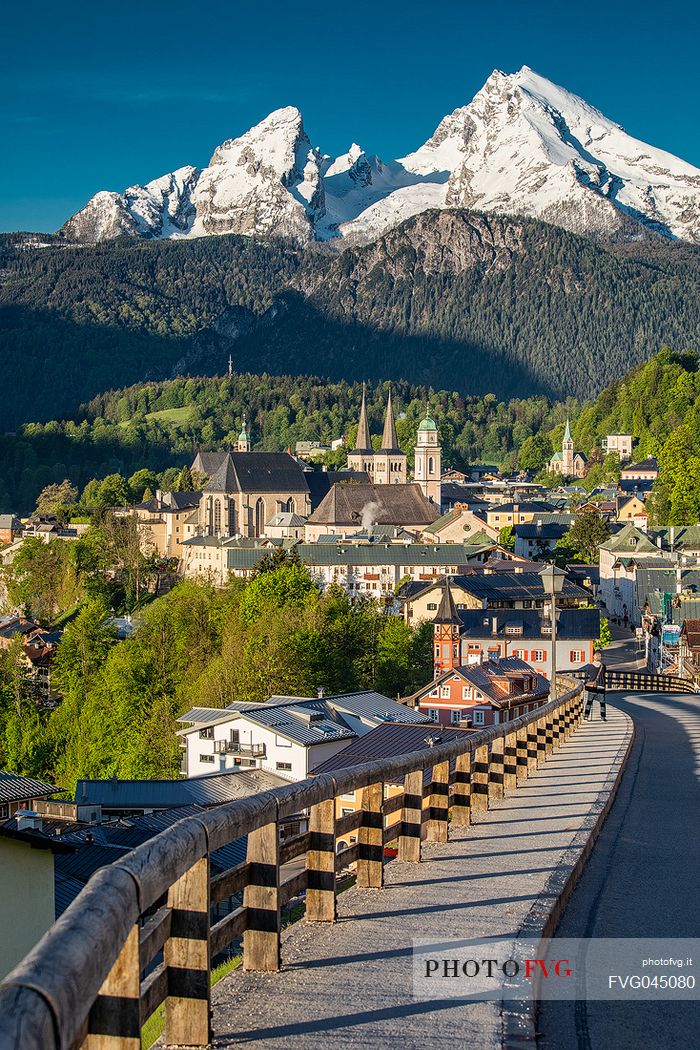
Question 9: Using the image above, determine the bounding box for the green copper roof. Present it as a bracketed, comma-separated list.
[418, 415, 437, 431]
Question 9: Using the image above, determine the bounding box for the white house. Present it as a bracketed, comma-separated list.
[178, 691, 430, 780]
[598, 525, 668, 623]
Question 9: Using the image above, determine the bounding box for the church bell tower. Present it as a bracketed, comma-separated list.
[414, 407, 442, 507]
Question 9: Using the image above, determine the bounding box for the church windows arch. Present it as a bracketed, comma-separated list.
[214, 499, 222, 534]
[428, 456, 435, 475]
[255, 498, 266, 537]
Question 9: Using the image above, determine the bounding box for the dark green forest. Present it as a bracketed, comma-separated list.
[2, 209, 699, 427]
[2, 347, 700, 518]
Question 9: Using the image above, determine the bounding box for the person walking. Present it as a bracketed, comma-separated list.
[583, 650, 607, 720]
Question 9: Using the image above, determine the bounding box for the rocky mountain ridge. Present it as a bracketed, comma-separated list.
[60, 67, 700, 246]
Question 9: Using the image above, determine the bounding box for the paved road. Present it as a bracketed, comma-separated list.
[206, 708, 632, 1049]
[539, 633, 700, 1050]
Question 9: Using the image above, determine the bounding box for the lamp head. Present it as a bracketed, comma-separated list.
[540, 563, 566, 595]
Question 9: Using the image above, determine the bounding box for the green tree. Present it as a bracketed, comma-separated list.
[596, 617, 612, 651]
[98, 474, 131, 508]
[560, 512, 611, 563]
[128, 469, 159, 503]
[499, 525, 515, 550]
[34, 479, 78, 518]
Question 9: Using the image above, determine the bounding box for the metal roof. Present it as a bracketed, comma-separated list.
[0, 770, 56, 803]
[74, 768, 289, 809]
[457, 607, 600, 641]
[310, 723, 469, 775]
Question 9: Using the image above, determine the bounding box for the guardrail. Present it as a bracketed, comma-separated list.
[566, 668, 697, 694]
[605, 669, 697, 693]
[0, 679, 584, 1050]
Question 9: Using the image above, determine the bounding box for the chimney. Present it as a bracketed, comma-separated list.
[492, 615, 499, 635]
[16, 809, 43, 832]
[317, 686, 325, 699]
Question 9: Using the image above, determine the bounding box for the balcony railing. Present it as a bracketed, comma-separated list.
[213, 740, 266, 757]
[0, 678, 585, 1050]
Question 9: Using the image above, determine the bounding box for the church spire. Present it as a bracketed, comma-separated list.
[380, 386, 399, 451]
[563, 419, 572, 445]
[354, 383, 372, 452]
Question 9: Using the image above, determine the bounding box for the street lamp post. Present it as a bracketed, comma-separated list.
[540, 564, 567, 696]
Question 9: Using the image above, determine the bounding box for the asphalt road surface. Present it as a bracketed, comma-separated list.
[538, 632, 700, 1050]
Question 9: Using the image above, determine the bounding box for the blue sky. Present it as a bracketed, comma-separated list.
[3, 0, 699, 232]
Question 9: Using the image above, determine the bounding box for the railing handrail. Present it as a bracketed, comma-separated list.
[0, 678, 584, 1050]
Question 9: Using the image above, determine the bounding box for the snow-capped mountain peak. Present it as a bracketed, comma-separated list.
[60, 68, 700, 246]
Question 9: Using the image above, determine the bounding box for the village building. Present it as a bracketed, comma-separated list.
[429, 579, 599, 680]
[548, 421, 587, 478]
[598, 524, 668, 623]
[347, 386, 407, 485]
[304, 481, 439, 543]
[421, 505, 499, 543]
[133, 490, 201, 558]
[197, 452, 311, 539]
[485, 501, 557, 530]
[181, 537, 495, 597]
[0, 515, 20, 544]
[615, 495, 648, 528]
[602, 434, 634, 460]
[513, 514, 575, 559]
[401, 570, 591, 624]
[177, 691, 430, 781]
[408, 659, 549, 727]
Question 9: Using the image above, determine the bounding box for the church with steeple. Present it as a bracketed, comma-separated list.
[347, 386, 443, 506]
[548, 420, 587, 479]
[347, 385, 407, 484]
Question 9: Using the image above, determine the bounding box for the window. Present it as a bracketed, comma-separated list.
[427, 708, 439, 721]
[200, 754, 215, 764]
[473, 710, 485, 724]
[435, 645, 440, 658]
[276, 761, 293, 772]
[570, 650, 585, 663]
[514, 649, 526, 660]
[440, 686, 450, 698]
[214, 499, 222, 533]
[0, 803, 8, 820]
[532, 649, 545, 662]
[255, 498, 266, 537]
[462, 686, 472, 700]
[427, 602, 438, 611]
[199, 727, 214, 739]
[340, 792, 355, 802]
[450, 710, 462, 724]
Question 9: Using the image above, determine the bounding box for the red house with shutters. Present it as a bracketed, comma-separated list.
[407, 578, 550, 726]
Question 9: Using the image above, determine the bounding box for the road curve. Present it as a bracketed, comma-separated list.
[538, 689, 700, 1050]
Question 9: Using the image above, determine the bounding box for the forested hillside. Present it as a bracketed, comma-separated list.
[1, 210, 699, 427]
[0, 373, 564, 512]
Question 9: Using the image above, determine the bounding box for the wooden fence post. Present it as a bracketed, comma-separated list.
[399, 769, 424, 861]
[424, 760, 449, 842]
[526, 719, 538, 774]
[451, 750, 471, 826]
[306, 799, 337, 923]
[243, 820, 280, 972]
[515, 726, 528, 780]
[488, 735, 505, 801]
[357, 782, 384, 888]
[503, 730, 517, 793]
[471, 743, 489, 815]
[164, 856, 211, 1048]
[85, 925, 141, 1049]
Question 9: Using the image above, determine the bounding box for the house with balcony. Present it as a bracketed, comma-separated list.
[177, 691, 430, 780]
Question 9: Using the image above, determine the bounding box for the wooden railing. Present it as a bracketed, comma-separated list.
[0, 680, 584, 1050]
[565, 668, 697, 694]
[604, 669, 697, 694]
